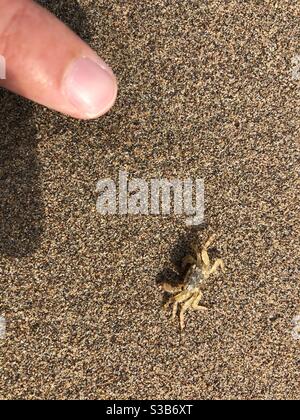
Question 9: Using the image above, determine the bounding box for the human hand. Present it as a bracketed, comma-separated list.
[0, 0, 118, 119]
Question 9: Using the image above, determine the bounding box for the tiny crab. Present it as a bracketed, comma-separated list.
[162, 234, 225, 331]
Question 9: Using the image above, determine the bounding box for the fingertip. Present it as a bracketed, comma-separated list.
[63, 57, 118, 120]
[0, 0, 118, 120]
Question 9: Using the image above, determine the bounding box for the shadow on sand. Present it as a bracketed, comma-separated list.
[0, 1, 91, 257]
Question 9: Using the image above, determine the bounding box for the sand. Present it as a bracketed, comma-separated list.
[0, 0, 299, 400]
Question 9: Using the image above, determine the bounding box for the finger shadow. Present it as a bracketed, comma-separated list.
[0, 1, 92, 257]
[0, 93, 43, 257]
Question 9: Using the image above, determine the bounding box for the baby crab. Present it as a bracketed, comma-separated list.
[162, 234, 225, 331]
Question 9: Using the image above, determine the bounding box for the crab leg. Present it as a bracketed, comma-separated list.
[208, 258, 225, 276]
[161, 283, 183, 294]
[172, 301, 179, 320]
[203, 234, 217, 250]
[182, 255, 197, 270]
[164, 290, 191, 310]
[191, 292, 207, 311]
[201, 234, 217, 268]
[179, 296, 195, 330]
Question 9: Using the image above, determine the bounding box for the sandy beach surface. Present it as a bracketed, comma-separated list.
[0, 1, 299, 400]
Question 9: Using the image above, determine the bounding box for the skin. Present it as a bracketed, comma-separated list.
[0, 0, 118, 119]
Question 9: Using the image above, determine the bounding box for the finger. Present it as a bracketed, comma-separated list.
[0, 0, 118, 119]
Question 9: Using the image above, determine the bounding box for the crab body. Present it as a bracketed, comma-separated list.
[162, 234, 225, 331]
[185, 265, 205, 291]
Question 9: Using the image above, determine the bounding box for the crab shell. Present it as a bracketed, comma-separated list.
[184, 265, 205, 292]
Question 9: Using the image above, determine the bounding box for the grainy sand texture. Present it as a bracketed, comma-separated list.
[0, 0, 299, 400]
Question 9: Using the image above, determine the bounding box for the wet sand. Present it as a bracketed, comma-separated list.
[0, 0, 299, 400]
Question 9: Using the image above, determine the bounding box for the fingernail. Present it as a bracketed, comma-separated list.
[64, 57, 117, 118]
